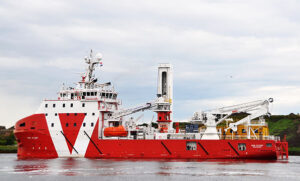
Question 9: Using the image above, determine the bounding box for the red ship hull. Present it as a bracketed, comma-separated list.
[14, 114, 288, 160]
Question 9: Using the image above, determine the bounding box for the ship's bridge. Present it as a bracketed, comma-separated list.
[58, 85, 119, 103]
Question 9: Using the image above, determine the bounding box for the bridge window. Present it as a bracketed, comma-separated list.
[186, 142, 197, 151]
[87, 92, 90, 96]
[91, 92, 94, 96]
[238, 143, 246, 151]
[83, 92, 86, 96]
[45, 104, 48, 108]
[20, 122, 26, 127]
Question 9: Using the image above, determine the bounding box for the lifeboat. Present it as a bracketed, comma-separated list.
[104, 126, 128, 137]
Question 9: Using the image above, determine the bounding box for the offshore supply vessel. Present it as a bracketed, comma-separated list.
[14, 51, 288, 159]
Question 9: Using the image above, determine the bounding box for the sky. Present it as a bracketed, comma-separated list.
[1, 0, 300, 127]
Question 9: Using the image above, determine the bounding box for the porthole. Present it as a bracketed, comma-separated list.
[238, 143, 246, 151]
[45, 104, 48, 108]
[91, 122, 94, 127]
[266, 143, 272, 147]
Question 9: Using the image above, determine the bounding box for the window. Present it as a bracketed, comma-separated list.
[230, 129, 233, 133]
[66, 123, 69, 127]
[242, 129, 246, 133]
[51, 123, 54, 127]
[55, 113, 57, 116]
[266, 143, 272, 147]
[186, 142, 197, 151]
[82, 103, 85, 107]
[20, 122, 26, 127]
[92, 113, 95, 116]
[75, 113, 77, 116]
[238, 143, 246, 151]
[83, 123, 86, 127]
[67, 113, 69, 116]
[84, 113, 87, 116]
[74, 123, 77, 127]
[83, 92, 86, 96]
[87, 92, 90, 96]
[254, 129, 259, 133]
[45, 113, 48, 116]
[63, 103, 65, 108]
[91, 122, 94, 127]
[70, 103, 73, 107]
[53, 104, 56, 108]
[91, 92, 94, 96]
[45, 104, 48, 108]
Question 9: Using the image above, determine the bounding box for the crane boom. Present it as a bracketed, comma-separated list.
[191, 98, 273, 140]
[110, 101, 157, 119]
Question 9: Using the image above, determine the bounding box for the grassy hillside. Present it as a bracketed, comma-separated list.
[266, 114, 300, 148]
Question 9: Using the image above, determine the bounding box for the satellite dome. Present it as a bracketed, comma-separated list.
[95, 53, 103, 61]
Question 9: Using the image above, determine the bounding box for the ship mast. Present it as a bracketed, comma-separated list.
[82, 50, 103, 89]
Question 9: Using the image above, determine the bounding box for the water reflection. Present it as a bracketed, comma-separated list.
[2, 155, 295, 179]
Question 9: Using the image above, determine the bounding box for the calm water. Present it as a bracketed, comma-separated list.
[0, 154, 299, 181]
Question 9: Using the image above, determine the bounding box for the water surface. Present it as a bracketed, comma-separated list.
[0, 154, 299, 181]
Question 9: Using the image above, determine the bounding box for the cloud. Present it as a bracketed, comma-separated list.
[0, 0, 300, 127]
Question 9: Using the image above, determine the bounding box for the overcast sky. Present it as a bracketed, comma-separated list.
[1, 0, 300, 127]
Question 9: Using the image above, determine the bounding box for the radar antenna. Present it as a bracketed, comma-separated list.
[83, 50, 103, 88]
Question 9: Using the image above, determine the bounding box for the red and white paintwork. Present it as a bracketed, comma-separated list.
[14, 51, 288, 160]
